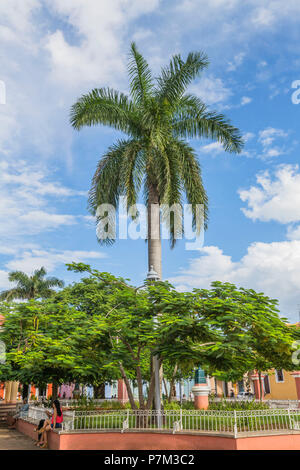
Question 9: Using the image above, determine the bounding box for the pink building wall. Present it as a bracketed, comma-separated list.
[16, 419, 300, 451]
[58, 383, 75, 399]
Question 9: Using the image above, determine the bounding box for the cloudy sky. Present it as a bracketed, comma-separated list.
[0, 0, 300, 319]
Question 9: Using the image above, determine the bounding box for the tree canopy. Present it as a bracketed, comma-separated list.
[0, 264, 296, 408]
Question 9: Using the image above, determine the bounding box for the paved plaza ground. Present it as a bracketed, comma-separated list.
[0, 426, 43, 450]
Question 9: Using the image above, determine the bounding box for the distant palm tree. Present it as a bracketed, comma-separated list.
[0, 267, 64, 301]
[71, 43, 243, 279]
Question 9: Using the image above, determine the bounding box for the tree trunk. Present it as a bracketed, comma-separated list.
[168, 364, 178, 403]
[93, 383, 105, 399]
[136, 366, 145, 409]
[52, 382, 58, 400]
[258, 371, 263, 401]
[147, 183, 162, 280]
[22, 384, 29, 401]
[163, 378, 168, 397]
[119, 363, 137, 410]
[146, 371, 156, 409]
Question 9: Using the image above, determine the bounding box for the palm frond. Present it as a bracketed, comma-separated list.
[70, 87, 140, 137]
[89, 139, 130, 213]
[89, 139, 145, 245]
[156, 52, 209, 106]
[42, 278, 65, 289]
[0, 287, 30, 301]
[8, 271, 30, 286]
[175, 139, 209, 232]
[158, 145, 183, 248]
[173, 95, 244, 153]
[128, 42, 153, 104]
[120, 141, 145, 209]
[33, 267, 47, 280]
[1, 268, 64, 301]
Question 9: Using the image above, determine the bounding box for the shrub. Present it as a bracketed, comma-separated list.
[208, 398, 269, 411]
[164, 401, 195, 410]
[164, 402, 181, 410]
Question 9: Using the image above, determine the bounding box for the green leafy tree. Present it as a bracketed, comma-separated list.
[152, 281, 296, 381]
[70, 44, 243, 279]
[0, 299, 115, 399]
[0, 267, 64, 301]
[2, 266, 295, 409]
[64, 265, 296, 410]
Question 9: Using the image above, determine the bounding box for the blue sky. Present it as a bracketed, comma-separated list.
[0, 0, 300, 319]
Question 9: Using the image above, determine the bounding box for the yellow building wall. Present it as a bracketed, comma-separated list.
[264, 371, 298, 400]
[208, 378, 235, 397]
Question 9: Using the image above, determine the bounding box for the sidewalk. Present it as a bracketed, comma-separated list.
[0, 426, 43, 450]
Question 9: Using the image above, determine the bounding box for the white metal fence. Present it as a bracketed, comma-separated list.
[22, 406, 75, 429]
[19, 406, 300, 436]
[58, 408, 300, 437]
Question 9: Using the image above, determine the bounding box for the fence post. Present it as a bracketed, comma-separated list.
[288, 408, 292, 430]
[180, 408, 183, 430]
[233, 410, 238, 438]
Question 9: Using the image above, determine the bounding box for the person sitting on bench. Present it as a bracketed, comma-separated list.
[37, 400, 63, 448]
[8, 399, 29, 428]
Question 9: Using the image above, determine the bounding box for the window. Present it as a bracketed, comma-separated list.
[264, 375, 271, 394]
[275, 369, 284, 383]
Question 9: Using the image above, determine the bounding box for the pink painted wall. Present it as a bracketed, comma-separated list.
[16, 419, 60, 450]
[15, 420, 300, 451]
[59, 384, 75, 399]
[59, 433, 237, 451]
[236, 434, 300, 450]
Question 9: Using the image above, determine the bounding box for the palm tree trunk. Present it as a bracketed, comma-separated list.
[147, 183, 163, 413]
[147, 183, 162, 280]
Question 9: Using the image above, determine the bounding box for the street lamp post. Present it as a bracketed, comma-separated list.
[147, 266, 162, 424]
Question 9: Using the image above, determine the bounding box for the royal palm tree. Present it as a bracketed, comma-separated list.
[70, 43, 243, 279]
[0, 267, 64, 301]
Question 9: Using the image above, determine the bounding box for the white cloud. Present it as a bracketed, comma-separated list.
[0, 271, 10, 290]
[256, 127, 288, 159]
[251, 7, 275, 27]
[287, 225, 300, 240]
[239, 164, 300, 223]
[45, 0, 160, 87]
[170, 241, 300, 319]
[201, 142, 224, 155]
[0, 0, 162, 163]
[243, 132, 255, 142]
[0, 246, 107, 291]
[240, 96, 252, 106]
[5, 248, 106, 274]
[175, 0, 300, 32]
[0, 0, 40, 46]
[190, 76, 232, 106]
[259, 128, 288, 147]
[0, 159, 85, 239]
[227, 52, 245, 72]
